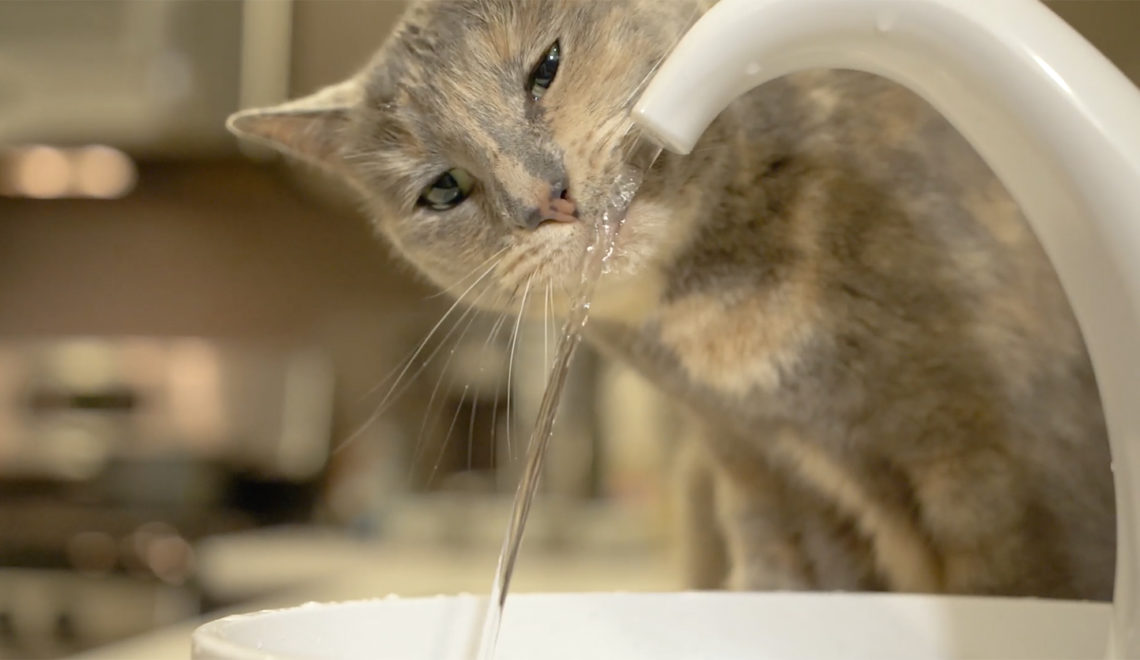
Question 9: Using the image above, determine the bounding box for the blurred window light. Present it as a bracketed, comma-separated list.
[0, 144, 137, 199]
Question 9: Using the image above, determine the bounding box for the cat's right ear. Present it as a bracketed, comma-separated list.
[226, 78, 362, 171]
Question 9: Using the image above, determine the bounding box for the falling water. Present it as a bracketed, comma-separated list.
[473, 139, 662, 660]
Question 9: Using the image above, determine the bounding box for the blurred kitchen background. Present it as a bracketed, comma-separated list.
[0, 1, 1137, 658]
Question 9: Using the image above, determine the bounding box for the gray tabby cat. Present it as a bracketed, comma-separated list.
[229, 0, 1115, 599]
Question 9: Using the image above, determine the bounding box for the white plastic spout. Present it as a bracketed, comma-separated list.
[633, 1, 1140, 657]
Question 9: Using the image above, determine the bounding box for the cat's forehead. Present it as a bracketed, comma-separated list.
[346, 0, 695, 198]
[392, 1, 558, 64]
[371, 0, 628, 91]
[356, 2, 624, 151]
[398, 0, 602, 39]
[358, 3, 535, 129]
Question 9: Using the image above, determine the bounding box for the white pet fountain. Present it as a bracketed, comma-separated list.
[194, 0, 1140, 657]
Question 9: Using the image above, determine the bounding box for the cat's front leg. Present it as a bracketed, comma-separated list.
[711, 452, 816, 592]
[670, 426, 730, 590]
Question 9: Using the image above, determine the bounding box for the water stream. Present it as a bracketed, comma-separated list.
[473, 139, 662, 660]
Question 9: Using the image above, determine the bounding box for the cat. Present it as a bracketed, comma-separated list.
[227, 0, 1115, 600]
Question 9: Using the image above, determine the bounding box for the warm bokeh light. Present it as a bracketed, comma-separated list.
[13, 146, 71, 199]
[0, 145, 137, 199]
[73, 145, 137, 199]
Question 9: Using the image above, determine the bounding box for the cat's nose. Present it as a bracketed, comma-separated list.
[516, 184, 578, 230]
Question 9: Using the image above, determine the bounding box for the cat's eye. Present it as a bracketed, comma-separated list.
[418, 168, 475, 211]
[528, 40, 561, 100]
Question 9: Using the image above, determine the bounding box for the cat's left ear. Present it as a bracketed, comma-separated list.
[226, 78, 362, 171]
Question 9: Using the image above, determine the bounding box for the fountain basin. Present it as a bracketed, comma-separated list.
[192, 592, 1109, 659]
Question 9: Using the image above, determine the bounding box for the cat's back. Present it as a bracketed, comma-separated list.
[699, 69, 1116, 598]
[741, 69, 1095, 384]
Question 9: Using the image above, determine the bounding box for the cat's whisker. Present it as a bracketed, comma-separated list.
[376, 285, 504, 416]
[543, 281, 552, 375]
[460, 306, 511, 479]
[342, 150, 376, 165]
[503, 274, 534, 463]
[358, 254, 506, 402]
[467, 375, 480, 473]
[485, 311, 510, 476]
[426, 382, 471, 488]
[425, 245, 511, 301]
[408, 295, 488, 477]
[334, 272, 505, 455]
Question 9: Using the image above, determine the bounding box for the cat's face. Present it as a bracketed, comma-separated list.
[230, 0, 707, 312]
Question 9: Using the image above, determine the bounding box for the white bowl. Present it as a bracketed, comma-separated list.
[192, 592, 1110, 659]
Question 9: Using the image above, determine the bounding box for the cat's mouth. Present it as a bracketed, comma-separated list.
[539, 188, 578, 224]
[496, 176, 659, 302]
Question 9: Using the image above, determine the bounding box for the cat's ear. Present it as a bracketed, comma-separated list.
[226, 78, 362, 170]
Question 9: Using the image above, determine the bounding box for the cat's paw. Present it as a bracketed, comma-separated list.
[727, 562, 811, 592]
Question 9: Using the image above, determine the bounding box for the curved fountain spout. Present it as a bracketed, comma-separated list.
[633, 1, 1140, 657]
